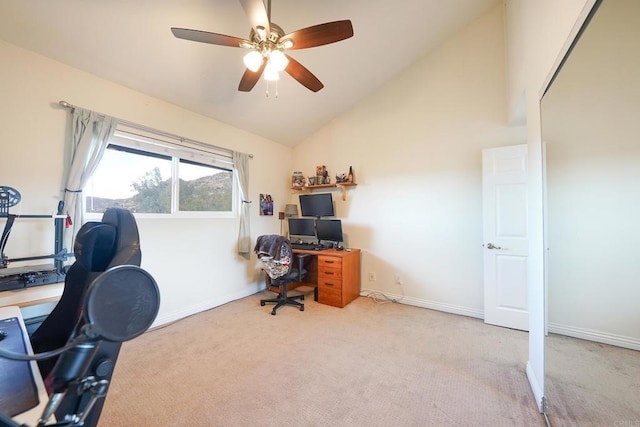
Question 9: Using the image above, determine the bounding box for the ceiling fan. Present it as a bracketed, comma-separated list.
[171, 0, 353, 93]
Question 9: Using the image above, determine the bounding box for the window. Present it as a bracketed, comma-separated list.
[178, 159, 232, 212]
[84, 127, 234, 216]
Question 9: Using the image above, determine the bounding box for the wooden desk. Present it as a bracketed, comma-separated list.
[292, 248, 361, 308]
[0, 283, 63, 309]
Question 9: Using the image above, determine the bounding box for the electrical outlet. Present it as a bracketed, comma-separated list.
[369, 272, 376, 281]
[394, 273, 402, 285]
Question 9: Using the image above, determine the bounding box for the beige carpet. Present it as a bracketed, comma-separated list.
[545, 332, 640, 427]
[97, 291, 640, 426]
[99, 292, 549, 426]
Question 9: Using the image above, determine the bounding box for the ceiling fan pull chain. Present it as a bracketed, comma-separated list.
[263, 80, 278, 98]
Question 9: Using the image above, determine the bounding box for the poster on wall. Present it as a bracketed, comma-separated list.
[260, 194, 273, 216]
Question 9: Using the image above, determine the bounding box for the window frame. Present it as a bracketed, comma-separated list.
[84, 127, 237, 220]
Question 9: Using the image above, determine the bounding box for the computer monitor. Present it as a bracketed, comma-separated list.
[288, 218, 316, 238]
[299, 193, 334, 218]
[315, 219, 343, 245]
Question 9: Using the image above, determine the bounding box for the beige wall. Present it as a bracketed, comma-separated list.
[0, 40, 292, 325]
[293, 5, 526, 316]
[505, 0, 595, 120]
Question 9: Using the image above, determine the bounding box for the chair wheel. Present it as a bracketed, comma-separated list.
[271, 309, 276, 315]
[300, 306, 304, 311]
[260, 301, 265, 306]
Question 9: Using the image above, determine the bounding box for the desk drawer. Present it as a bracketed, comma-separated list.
[318, 276, 342, 291]
[319, 266, 342, 280]
[318, 279, 342, 307]
[318, 256, 342, 269]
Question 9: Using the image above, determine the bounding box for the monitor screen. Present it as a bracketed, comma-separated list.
[315, 219, 343, 243]
[299, 193, 334, 218]
[288, 218, 316, 237]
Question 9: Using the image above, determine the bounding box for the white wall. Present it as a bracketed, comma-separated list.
[0, 40, 292, 325]
[293, 6, 526, 317]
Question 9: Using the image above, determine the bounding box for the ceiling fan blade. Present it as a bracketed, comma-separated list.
[238, 58, 267, 92]
[280, 20, 353, 50]
[284, 55, 324, 92]
[171, 28, 249, 48]
[239, 0, 270, 40]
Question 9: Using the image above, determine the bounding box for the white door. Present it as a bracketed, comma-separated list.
[483, 144, 529, 331]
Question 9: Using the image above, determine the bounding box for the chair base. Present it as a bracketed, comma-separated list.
[260, 293, 304, 315]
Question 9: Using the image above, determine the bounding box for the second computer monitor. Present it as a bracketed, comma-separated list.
[288, 218, 316, 238]
[315, 219, 343, 245]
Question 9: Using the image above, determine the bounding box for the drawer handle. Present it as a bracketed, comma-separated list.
[325, 271, 334, 275]
[324, 282, 334, 287]
[325, 260, 335, 264]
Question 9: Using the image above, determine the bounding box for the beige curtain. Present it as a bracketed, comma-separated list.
[233, 152, 251, 254]
[62, 108, 117, 248]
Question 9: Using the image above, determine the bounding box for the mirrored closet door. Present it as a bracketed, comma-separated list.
[541, 0, 640, 424]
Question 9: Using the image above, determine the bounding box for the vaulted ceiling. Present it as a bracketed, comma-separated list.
[0, 0, 498, 146]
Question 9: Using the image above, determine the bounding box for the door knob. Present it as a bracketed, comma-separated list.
[487, 243, 502, 250]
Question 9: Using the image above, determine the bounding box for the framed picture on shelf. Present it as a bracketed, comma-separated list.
[291, 171, 305, 188]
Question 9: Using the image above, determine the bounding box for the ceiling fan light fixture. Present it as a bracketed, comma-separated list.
[280, 38, 294, 49]
[243, 50, 263, 72]
[269, 50, 288, 72]
[264, 62, 280, 81]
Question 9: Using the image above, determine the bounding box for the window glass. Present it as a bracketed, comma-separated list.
[85, 146, 171, 214]
[179, 160, 232, 212]
[85, 139, 234, 216]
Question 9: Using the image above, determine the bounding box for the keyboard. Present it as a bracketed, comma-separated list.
[291, 243, 326, 250]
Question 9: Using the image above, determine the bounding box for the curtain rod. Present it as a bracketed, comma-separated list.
[57, 100, 253, 159]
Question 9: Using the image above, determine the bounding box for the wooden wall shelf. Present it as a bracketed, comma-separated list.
[290, 182, 356, 200]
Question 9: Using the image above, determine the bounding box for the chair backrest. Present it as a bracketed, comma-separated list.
[255, 235, 292, 280]
[29, 208, 141, 427]
[101, 207, 141, 268]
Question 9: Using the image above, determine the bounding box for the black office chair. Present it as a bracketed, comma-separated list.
[255, 235, 309, 315]
[29, 208, 143, 427]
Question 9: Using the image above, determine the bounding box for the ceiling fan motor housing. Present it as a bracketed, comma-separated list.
[249, 22, 288, 49]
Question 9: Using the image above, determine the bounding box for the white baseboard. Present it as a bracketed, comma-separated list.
[359, 289, 484, 320]
[547, 322, 640, 351]
[151, 284, 263, 328]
